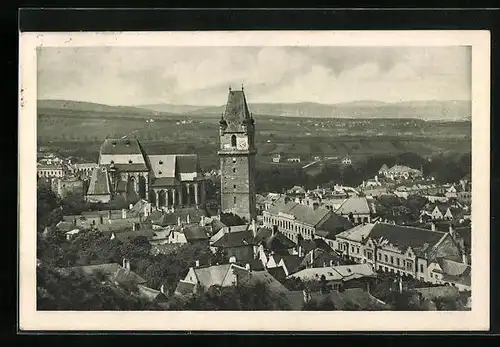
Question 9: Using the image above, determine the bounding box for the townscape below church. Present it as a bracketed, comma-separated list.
[36, 88, 472, 311]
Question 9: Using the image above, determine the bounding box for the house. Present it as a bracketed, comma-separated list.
[289, 263, 376, 292]
[335, 196, 374, 224]
[379, 164, 423, 180]
[299, 248, 341, 270]
[277, 255, 304, 276]
[37, 163, 65, 178]
[286, 186, 307, 196]
[66, 260, 167, 303]
[253, 225, 297, 258]
[427, 257, 471, 291]
[335, 222, 465, 282]
[262, 196, 353, 244]
[210, 223, 256, 263]
[175, 262, 289, 296]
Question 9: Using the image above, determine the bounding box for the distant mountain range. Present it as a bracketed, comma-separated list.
[38, 99, 471, 121]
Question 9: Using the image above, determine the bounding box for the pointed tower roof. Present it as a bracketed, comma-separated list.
[223, 87, 251, 123]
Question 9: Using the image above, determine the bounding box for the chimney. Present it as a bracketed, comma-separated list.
[313, 202, 319, 210]
[431, 222, 436, 231]
[375, 175, 379, 182]
[298, 245, 303, 258]
[129, 203, 133, 210]
[310, 249, 314, 267]
[330, 260, 334, 267]
[186, 214, 191, 224]
[245, 263, 250, 271]
[448, 224, 454, 235]
[177, 216, 181, 226]
[195, 260, 200, 267]
[160, 284, 165, 294]
[123, 258, 130, 270]
[462, 253, 468, 264]
[200, 215, 205, 226]
[122, 209, 127, 219]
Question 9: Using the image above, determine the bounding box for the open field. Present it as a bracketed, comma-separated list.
[38, 106, 471, 171]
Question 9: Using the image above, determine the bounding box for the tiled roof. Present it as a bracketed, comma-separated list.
[236, 270, 289, 294]
[267, 197, 335, 228]
[335, 197, 372, 215]
[183, 225, 209, 241]
[335, 223, 374, 243]
[289, 267, 344, 282]
[147, 154, 176, 178]
[436, 258, 471, 286]
[146, 208, 207, 227]
[175, 280, 197, 296]
[211, 230, 255, 248]
[137, 284, 164, 302]
[193, 264, 232, 287]
[369, 222, 446, 255]
[250, 258, 266, 271]
[267, 266, 287, 281]
[300, 248, 340, 269]
[316, 213, 353, 235]
[325, 288, 390, 310]
[254, 227, 296, 251]
[332, 263, 375, 280]
[68, 263, 147, 286]
[176, 154, 199, 174]
[455, 225, 471, 245]
[86, 167, 110, 195]
[114, 229, 156, 242]
[280, 255, 303, 274]
[223, 90, 251, 123]
[100, 139, 144, 155]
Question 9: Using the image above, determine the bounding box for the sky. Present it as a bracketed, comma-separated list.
[37, 46, 471, 106]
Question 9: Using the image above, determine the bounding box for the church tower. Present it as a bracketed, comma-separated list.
[218, 86, 257, 222]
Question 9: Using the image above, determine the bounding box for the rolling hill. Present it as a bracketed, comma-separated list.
[137, 100, 472, 121]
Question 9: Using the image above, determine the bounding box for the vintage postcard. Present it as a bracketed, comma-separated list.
[19, 30, 490, 331]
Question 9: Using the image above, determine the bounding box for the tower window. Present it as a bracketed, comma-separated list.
[233, 168, 236, 173]
[231, 135, 237, 147]
[233, 184, 236, 189]
[234, 196, 237, 204]
[129, 160, 133, 164]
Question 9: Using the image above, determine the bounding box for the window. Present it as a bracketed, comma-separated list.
[233, 196, 237, 204]
[233, 168, 236, 173]
[159, 160, 163, 165]
[232, 158, 237, 163]
[233, 184, 236, 189]
[390, 256, 394, 264]
[231, 135, 237, 147]
[351, 246, 354, 253]
[384, 255, 388, 262]
[158, 171, 162, 175]
[419, 264, 424, 273]
[129, 160, 133, 164]
[397, 258, 400, 266]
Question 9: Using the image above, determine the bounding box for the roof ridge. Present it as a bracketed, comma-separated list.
[376, 221, 446, 234]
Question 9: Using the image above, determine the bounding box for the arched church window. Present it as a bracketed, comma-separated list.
[231, 135, 237, 147]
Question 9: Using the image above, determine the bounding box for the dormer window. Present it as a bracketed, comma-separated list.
[159, 160, 163, 165]
[112, 141, 117, 146]
[158, 171, 162, 175]
[125, 140, 131, 146]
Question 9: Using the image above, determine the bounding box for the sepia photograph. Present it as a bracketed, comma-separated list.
[19, 30, 490, 331]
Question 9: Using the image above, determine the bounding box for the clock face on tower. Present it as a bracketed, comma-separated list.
[236, 137, 248, 150]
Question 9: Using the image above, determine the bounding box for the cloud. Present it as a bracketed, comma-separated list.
[37, 46, 471, 105]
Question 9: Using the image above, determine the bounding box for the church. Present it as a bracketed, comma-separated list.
[85, 138, 206, 210]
